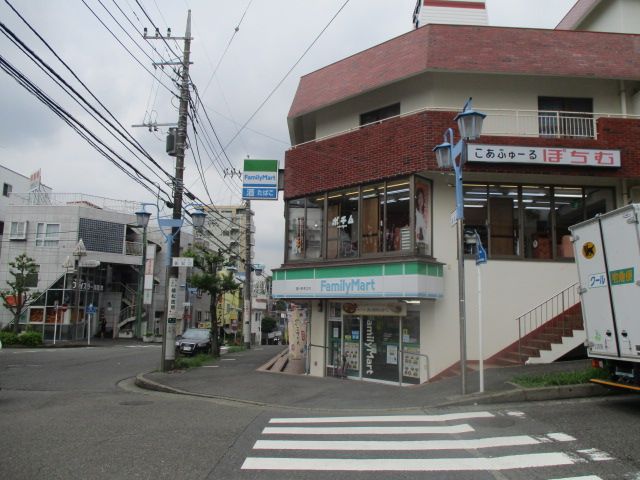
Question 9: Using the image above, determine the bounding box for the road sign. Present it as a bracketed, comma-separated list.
[87, 304, 97, 315]
[242, 159, 279, 201]
[172, 257, 194, 267]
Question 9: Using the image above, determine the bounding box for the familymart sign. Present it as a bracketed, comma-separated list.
[272, 262, 444, 299]
[242, 159, 278, 200]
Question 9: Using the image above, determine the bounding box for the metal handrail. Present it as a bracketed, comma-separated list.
[516, 282, 580, 361]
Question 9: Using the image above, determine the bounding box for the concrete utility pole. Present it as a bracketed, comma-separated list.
[243, 200, 252, 349]
[143, 11, 193, 371]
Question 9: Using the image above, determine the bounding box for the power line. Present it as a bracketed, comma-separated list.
[1, 6, 177, 193]
[225, 0, 352, 151]
[0, 53, 170, 201]
[201, 0, 254, 95]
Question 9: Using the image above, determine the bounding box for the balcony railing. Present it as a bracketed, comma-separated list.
[293, 107, 640, 147]
[9, 192, 139, 214]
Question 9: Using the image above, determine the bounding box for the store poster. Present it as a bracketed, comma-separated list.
[287, 306, 307, 361]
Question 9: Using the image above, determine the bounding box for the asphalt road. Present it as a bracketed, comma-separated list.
[1, 344, 640, 479]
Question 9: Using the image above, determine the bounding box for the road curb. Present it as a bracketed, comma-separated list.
[135, 371, 620, 411]
[436, 382, 617, 407]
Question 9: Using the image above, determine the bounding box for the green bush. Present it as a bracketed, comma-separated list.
[512, 367, 610, 388]
[0, 331, 19, 345]
[18, 331, 43, 347]
[174, 353, 214, 370]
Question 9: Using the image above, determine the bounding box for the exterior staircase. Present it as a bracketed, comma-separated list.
[432, 283, 584, 382]
[487, 283, 584, 366]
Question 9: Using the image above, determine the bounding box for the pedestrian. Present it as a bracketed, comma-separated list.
[99, 309, 106, 339]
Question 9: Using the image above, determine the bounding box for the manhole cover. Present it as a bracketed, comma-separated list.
[119, 400, 154, 406]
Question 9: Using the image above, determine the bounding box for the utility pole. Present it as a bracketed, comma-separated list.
[142, 11, 193, 371]
[243, 200, 252, 349]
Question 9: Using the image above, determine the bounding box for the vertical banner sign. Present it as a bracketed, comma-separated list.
[287, 306, 307, 361]
[167, 277, 178, 318]
[143, 245, 155, 305]
[242, 159, 279, 200]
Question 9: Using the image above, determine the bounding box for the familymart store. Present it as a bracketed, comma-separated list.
[272, 261, 444, 385]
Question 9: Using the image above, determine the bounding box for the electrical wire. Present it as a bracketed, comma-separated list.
[0, 9, 177, 193]
[201, 0, 254, 95]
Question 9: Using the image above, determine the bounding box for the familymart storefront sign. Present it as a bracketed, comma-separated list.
[272, 262, 444, 299]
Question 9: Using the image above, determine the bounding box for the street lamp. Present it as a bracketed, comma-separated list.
[433, 98, 485, 395]
[72, 239, 87, 340]
[138, 203, 206, 371]
[134, 209, 152, 339]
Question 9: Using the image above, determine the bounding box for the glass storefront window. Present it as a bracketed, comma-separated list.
[306, 196, 324, 259]
[413, 178, 432, 255]
[488, 185, 520, 256]
[464, 182, 615, 260]
[386, 180, 411, 253]
[463, 184, 488, 255]
[585, 187, 614, 218]
[522, 185, 552, 259]
[554, 187, 583, 259]
[286, 198, 306, 261]
[327, 189, 359, 259]
[361, 184, 384, 254]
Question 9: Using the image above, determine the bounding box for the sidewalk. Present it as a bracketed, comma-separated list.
[136, 345, 617, 411]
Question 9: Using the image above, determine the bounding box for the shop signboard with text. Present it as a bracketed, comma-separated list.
[242, 159, 279, 200]
[272, 262, 444, 299]
[469, 144, 620, 168]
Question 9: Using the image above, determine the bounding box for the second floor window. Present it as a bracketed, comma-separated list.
[360, 103, 400, 126]
[538, 96, 594, 138]
[285, 176, 431, 262]
[35, 223, 60, 247]
[3, 183, 12, 197]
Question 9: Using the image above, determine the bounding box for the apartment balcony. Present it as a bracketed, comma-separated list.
[480, 108, 636, 139]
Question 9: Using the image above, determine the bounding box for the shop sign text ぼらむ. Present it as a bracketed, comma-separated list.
[469, 144, 620, 168]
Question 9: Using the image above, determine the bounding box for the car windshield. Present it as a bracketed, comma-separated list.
[182, 329, 209, 340]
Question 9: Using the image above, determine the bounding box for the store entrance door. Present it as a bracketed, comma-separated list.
[327, 320, 342, 377]
[362, 316, 400, 383]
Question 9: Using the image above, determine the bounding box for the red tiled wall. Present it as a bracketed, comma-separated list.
[283, 112, 640, 199]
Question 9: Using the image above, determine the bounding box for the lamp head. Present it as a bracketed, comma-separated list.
[191, 208, 206, 229]
[454, 109, 486, 141]
[433, 142, 453, 169]
[135, 210, 151, 228]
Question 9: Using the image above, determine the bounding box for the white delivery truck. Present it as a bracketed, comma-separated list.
[570, 204, 640, 391]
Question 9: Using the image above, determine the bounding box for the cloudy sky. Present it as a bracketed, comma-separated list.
[0, 0, 576, 271]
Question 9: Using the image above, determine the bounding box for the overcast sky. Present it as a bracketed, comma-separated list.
[0, 0, 576, 271]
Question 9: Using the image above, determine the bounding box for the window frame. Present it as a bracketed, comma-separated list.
[463, 182, 615, 261]
[35, 222, 61, 247]
[284, 175, 429, 263]
[9, 221, 27, 240]
[2, 183, 12, 197]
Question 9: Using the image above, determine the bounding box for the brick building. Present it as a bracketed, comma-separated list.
[272, 0, 640, 385]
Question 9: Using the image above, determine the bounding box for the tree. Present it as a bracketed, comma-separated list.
[185, 246, 238, 357]
[261, 316, 277, 334]
[1, 253, 39, 332]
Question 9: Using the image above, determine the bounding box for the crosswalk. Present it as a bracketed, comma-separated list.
[240, 411, 624, 478]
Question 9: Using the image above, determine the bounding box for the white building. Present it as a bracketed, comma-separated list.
[272, 0, 640, 385]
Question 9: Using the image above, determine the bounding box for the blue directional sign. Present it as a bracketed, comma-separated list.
[475, 231, 487, 265]
[87, 304, 97, 315]
[242, 159, 279, 201]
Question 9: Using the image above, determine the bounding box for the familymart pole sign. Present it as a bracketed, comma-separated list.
[242, 159, 279, 200]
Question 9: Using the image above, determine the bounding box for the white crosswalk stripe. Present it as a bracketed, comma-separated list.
[241, 411, 616, 476]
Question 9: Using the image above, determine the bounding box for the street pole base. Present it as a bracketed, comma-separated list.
[244, 342, 251, 349]
[162, 359, 175, 372]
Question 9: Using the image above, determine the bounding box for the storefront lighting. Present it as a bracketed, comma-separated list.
[387, 182, 409, 188]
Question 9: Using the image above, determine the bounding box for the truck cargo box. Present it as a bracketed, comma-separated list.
[570, 204, 640, 364]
